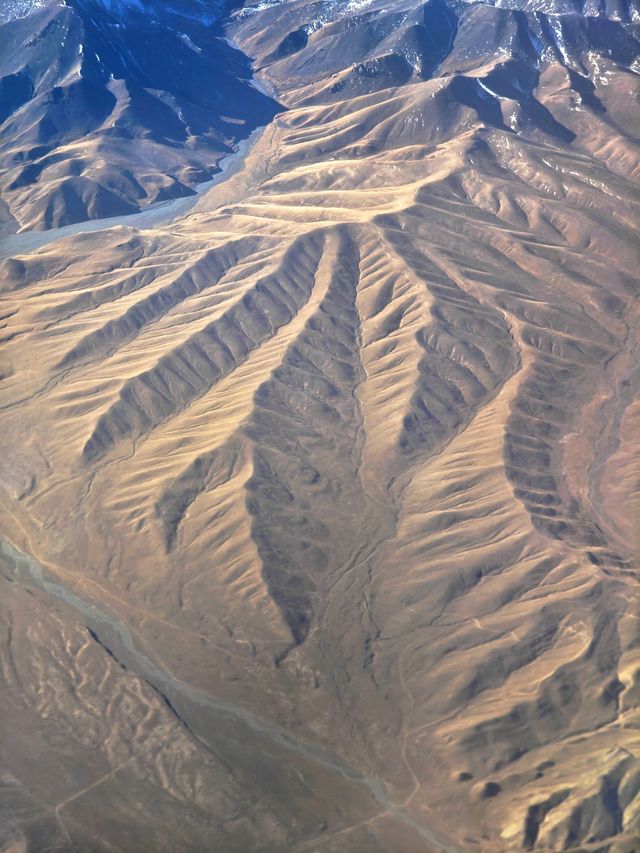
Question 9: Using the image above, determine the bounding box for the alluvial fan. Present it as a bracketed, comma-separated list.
[0, 0, 639, 849]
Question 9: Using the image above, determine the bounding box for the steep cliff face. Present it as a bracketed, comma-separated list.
[0, 0, 639, 850]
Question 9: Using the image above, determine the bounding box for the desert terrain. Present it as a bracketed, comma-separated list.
[0, 0, 639, 850]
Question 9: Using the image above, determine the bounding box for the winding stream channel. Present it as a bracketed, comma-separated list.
[0, 19, 457, 847]
[0, 126, 264, 260]
[0, 533, 456, 850]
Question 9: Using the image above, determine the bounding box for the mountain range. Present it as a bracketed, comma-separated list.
[0, 0, 639, 850]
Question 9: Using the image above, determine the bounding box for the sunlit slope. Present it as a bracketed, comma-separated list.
[0, 0, 639, 849]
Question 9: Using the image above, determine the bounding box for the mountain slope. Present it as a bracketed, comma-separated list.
[0, 0, 280, 231]
[0, 0, 639, 850]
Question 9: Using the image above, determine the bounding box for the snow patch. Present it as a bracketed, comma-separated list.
[0, 0, 51, 24]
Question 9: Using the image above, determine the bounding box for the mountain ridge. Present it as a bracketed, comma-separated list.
[0, 0, 638, 849]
